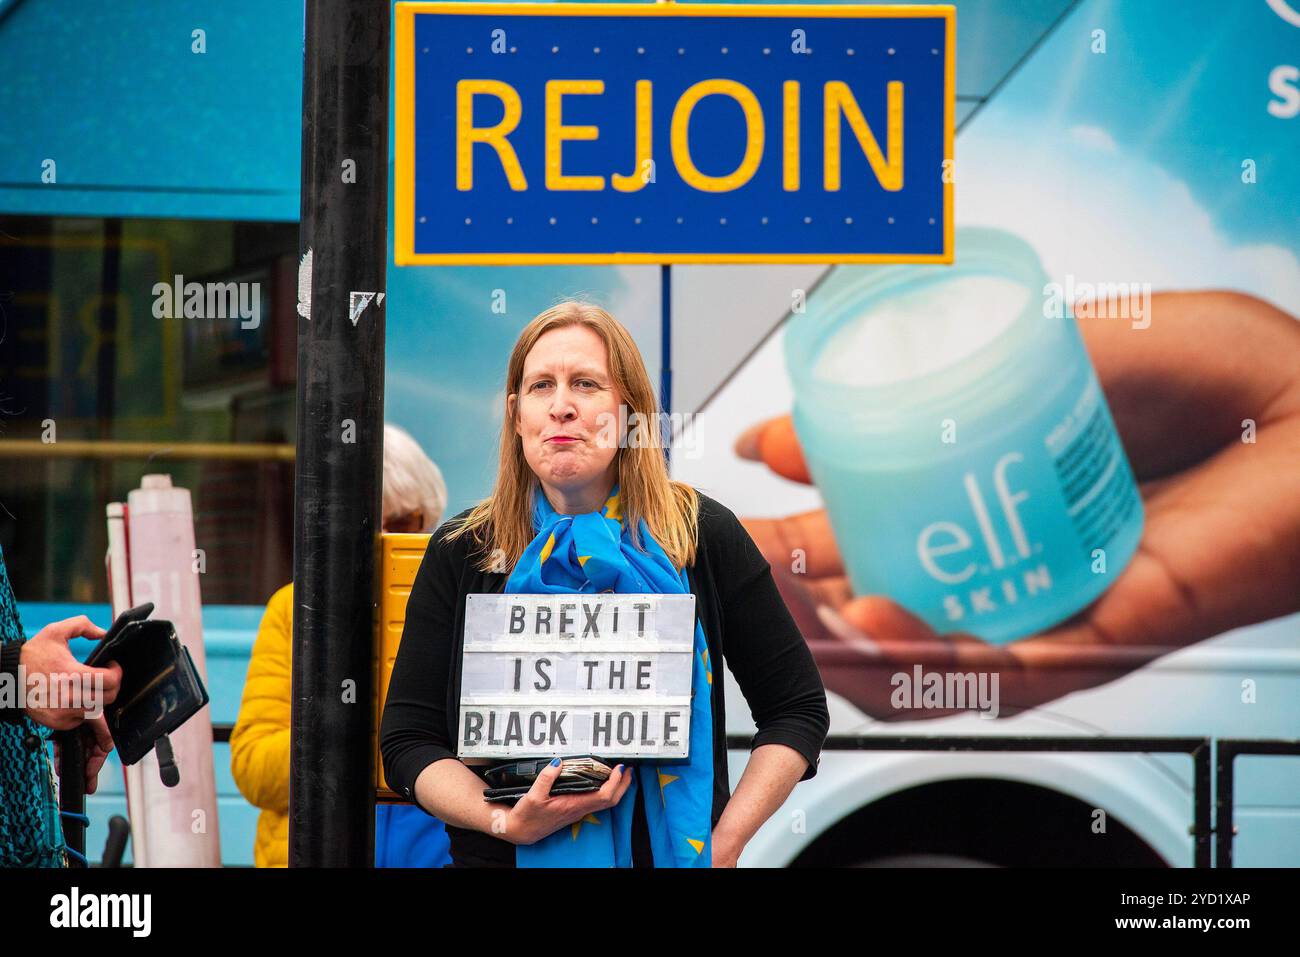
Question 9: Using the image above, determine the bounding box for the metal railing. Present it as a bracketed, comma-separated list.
[728, 733, 1214, 867]
[0, 439, 294, 461]
[1214, 738, 1300, 868]
[209, 723, 1299, 867]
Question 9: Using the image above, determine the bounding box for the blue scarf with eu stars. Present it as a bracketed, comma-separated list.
[505, 483, 713, 868]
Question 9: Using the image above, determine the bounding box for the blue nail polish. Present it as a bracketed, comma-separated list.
[550, 757, 562, 767]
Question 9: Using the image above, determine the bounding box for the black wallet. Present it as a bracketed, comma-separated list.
[85, 603, 210, 768]
[483, 781, 602, 804]
[481, 756, 612, 804]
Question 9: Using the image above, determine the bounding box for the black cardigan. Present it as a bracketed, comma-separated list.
[380, 489, 830, 866]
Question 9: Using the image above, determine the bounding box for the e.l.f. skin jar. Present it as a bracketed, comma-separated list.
[784, 228, 1144, 644]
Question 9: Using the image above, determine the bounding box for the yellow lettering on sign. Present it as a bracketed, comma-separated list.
[457, 79, 527, 191]
[823, 80, 903, 192]
[671, 79, 764, 193]
[13, 292, 57, 381]
[611, 80, 653, 193]
[77, 294, 134, 378]
[546, 79, 605, 191]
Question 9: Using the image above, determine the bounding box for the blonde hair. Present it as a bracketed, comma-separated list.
[382, 423, 447, 532]
[445, 300, 699, 572]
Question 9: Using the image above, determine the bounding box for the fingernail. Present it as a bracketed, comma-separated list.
[550, 757, 562, 767]
[616, 764, 625, 774]
[816, 605, 882, 657]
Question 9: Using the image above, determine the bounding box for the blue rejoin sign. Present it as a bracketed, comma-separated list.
[395, 3, 954, 264]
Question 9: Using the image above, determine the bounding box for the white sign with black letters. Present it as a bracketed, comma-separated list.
[457, 593, 697, 759]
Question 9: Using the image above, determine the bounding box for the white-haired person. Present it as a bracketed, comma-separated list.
[232, 423, 449, 867]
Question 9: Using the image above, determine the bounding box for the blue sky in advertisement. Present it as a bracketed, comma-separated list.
[937, 0, 1300, 336]
[973, 0, 1298, 258]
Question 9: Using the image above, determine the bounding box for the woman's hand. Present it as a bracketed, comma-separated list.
[735, 291, 1300, 719]
[710, 836, 741, 867]
[502, 759, 635, 846]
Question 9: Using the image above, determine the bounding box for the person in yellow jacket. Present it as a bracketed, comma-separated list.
[231, 424, 448, 867]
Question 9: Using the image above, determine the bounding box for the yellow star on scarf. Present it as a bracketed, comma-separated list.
[604, 492, 622, 522]
[577, 554, 590, 567]
[657, 770, 679, 806]
[700, 647, 712, 685]
[540, 532, 556, 564]
[686, 837, 705, 855]
[571, 813, 601, 841]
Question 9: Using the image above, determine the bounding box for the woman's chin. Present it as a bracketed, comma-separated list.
[537, 460, 609, 488]
[538, 461, 584, 484]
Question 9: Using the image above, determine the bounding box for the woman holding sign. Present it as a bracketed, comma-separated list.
[381, 301, 829, 867]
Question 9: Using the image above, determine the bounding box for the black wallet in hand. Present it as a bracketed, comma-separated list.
[85, 603, 210, 768]
[481, 756, 614, 804]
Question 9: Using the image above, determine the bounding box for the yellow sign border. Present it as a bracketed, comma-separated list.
[394, 3, 955, 265]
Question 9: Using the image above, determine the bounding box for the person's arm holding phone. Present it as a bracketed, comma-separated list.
[1, 615, 123, 793]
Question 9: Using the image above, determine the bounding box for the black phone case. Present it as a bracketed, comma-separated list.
[483, 780, 602, 804]
[86, 602, 154, 666]
[86, 605, 209, 766]
[482, 756, 612, 790]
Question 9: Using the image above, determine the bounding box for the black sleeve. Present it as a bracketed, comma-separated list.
[379, 523, 464, 803]
[708, 499, 830, 781]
